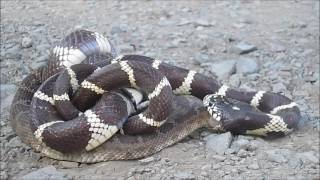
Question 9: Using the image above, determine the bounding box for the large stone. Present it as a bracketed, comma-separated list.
[209, 60, 236, 80]
[236, 58, 259, 75]
[205, 132, 233, 155]
[20, 166, 67, 180]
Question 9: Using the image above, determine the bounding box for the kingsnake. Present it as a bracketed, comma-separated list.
[10, 30, 301, 162]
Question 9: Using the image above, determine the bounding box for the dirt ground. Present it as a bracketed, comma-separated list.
[1, 1, 319, 180]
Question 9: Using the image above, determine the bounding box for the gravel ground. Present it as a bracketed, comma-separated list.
[1, 1, 319, 179]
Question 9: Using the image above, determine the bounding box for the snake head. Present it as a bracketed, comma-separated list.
[203, 94, 226, 131]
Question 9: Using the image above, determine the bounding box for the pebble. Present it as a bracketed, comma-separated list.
[237, 149, 248, 158]
[21, 37, 33, 48]
[20, 166, 67, 180]
[139, 156, 156, 165]
[194, 53, 210, 64]
[110, 24, 128, 34]
[0, 84, 17, 100]
[269, 43, 286, 52]
[212, 164, 222, 170]
[265, 150, 288, 163]
[193, 19, 215, 27]
[231, 138, 250, 152]
[118, 44, 135, 53]
[7, 136, 21, 148]
[228, 74, 242, 88]
[174, 171, 195, 180]
[207, 60, 236, 80]
[296, 151, 319, 165]
[58, 161, 79, 168]
[235, 58, 259, 75]
[211, 155, 227, 162]
[247, 163, 260, 170]
[205, 132, 233, 155]
[272, 82, 287, 93]
[230, 42, 257, 54]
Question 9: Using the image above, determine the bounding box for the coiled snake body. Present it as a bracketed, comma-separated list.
[10, 30, 301, 163]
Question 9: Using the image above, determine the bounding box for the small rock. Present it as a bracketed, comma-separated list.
[247, 140, 259, 151]
[7, 136, 21, 148]
[205, 132, 233, 155]
[59, 161, 79, 168]
[110, 24, 128, 34]
[237, 149, 248, 158]
[297, 151, 319, 165]
[269, 43, 286, 52]
[0, 171, 8, 180]
[0, 84, 17, 100]
[21, 37, 33, 48]
[228, 74, 242, 88]
[174, 171, 195, 180]
[211, 155, 227, 162]
[118, 44, 135, 53]
[236, 58, 259, 75]
[212, 164, 221, 170]
[230, 42, 257, 54]
[139, 156, 155, 165]
[265, 150, 288, 163]
[247, 163, 260, 170]
[231, 138, 250, 152]
[20, 166, 67, 180]
[193, 19, 215, 27]
[194, 53, 210, 64]
[208, 60, 236, 80]
[272, 82, 287, 93]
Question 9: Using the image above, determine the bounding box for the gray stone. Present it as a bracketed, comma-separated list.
[297, 151, 319, 164]
[0, 171, 8, 180]
[1, 84, 16, 100]
[212, 164, 221, 170]
[247, 163, 260, 170]
[265, 150, 288, 163]
[110, 24, 128, 34]
[236, 58, 259, 75]
[209, 60, 236, 80]
[20, 166, 67, 180]
[139, 156, 156, 165]
[21, 37, 33, 48]
[7, 136, 21, 148]
[230, 42, 257, 54]
[247, 140, 259, 151]
[174, 171, 195, 180]
[237, 149, 248, 158]
[272, 82, 287, 93]
[269, 43, 286, 52]
[194, 53, 210, 64]
[211, 154, 227, 162]
[193, 19, 216, 27]
[231, 138, 250, 152]
[205, 132, 233, 155]
[31, 56, 48, 70]
[118, 44, 135, 53]
[228, 74, 242, 88]
[59, 161, 79, 168]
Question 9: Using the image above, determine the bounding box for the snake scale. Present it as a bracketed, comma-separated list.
[10, 30, 301, 163]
